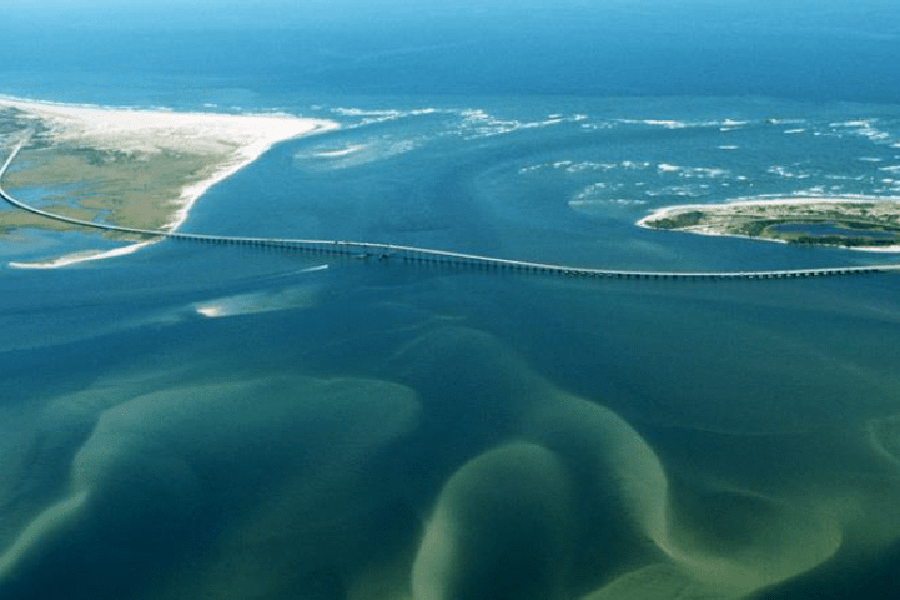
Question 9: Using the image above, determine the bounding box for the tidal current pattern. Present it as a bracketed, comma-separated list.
[2, 142, 898, 281]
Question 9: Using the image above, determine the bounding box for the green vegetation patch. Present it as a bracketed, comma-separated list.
[3, 144, 217, 232]
[643, 201, 900, 248]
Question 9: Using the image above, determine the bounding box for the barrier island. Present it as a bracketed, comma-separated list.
[638, 197, 900, 250]
[0, 97, 337, 264]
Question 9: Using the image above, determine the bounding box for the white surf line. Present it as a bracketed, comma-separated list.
[2, 143, 899, 280]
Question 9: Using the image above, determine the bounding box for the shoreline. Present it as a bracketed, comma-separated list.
[9, 241, 159, 270]
[637, 195, 900, 226]
[637, 196, 900, 253]
[1, 95, 339, 268]
[162, 119, 338, 233]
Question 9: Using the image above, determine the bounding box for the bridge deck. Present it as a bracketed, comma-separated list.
[2, 141, 899, 280]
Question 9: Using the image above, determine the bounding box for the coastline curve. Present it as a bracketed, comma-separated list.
[2, 142, 900, 281]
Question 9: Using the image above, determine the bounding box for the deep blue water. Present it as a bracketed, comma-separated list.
[2, 3, 900, 599]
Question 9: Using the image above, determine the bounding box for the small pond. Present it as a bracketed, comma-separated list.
[771, 222, 897, 239]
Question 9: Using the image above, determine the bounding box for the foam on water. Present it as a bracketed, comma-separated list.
[6, 93, 900, 599]
[193, 284, 319, 318]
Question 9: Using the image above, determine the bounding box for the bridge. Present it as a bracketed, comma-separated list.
[2, 140, 900, 281]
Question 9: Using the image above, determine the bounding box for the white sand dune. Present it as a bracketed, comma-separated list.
[0, 96, 335, 156]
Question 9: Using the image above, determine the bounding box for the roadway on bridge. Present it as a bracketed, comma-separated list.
[2, 140, 899, 281]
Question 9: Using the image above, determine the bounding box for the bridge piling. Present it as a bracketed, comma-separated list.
[0, 142, 897, 283]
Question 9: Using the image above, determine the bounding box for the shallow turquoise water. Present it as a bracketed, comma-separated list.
[2, 95, 900, 599]
[3, 3, 900, 596]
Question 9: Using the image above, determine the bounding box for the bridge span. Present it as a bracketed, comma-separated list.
[2, 141, 899, 281]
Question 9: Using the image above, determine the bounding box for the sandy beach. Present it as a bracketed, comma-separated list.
[637, 196, 900, 252]
[0, 96, 338, 267]
[637, 196, 900, 226]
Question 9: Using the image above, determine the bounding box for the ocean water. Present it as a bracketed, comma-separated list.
[2, 2, 900, 599]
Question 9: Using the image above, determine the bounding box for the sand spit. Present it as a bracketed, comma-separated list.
[8, 241, 159, 270]
[0, 96, 339, 267]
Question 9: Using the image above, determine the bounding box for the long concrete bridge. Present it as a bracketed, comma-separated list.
[2, 141, 899, 281]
